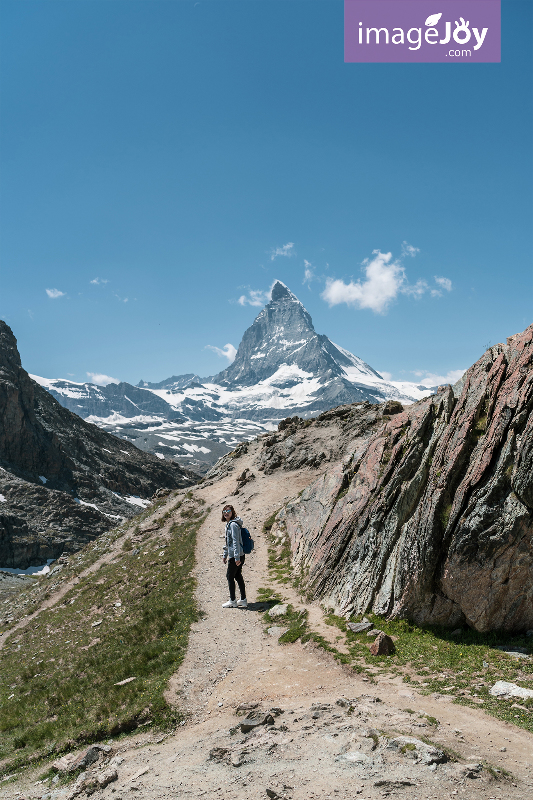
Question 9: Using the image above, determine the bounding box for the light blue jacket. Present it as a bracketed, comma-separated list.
[223, 517, 244, 560]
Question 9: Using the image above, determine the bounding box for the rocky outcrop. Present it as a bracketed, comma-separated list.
[271, 326, 533, 632]
[0, 321, 196, 568]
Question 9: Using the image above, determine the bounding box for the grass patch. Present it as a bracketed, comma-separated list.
[263, 509, 281, 534]
[256, 587, 283, 604]
[257, 589, 308, 644]
[483, 761, 514, 781]
[267, 538, 292, 585]
[324, 611, 533, 733]
[0, 496, 206, 776]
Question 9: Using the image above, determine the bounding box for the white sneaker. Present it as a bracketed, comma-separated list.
[237, 598, 248, 608]
[222, 599, 238, 608]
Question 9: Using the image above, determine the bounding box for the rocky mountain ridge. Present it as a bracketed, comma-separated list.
[0, 321, 196, 569]
[33, 281, 437, 473]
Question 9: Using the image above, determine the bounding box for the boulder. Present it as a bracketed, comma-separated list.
[347, 622, 373, 634]
[240, 713, 274, 733]
[382, 400, 404, 415]
[489, 681, 533, 700]
[369, 632, 395, 656]
[267, 626, 288, 637]
[51, 754, 77, 772]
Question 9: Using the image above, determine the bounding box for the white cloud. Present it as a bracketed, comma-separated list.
[434, 276, 452, 292]
[321, 250, 406, 314]
[86, 372, 120, 386]
[90, 277, 109, 285]
[237, 287, 272, 307]
[412, 368, 466, 387]
[303, 260, 314, 286]
[114, 294, 129, 303]
[378, 370, 393, 382]
[401, 241, 420, 257]
[205, 343, 237, 363]
[321, 245, 453, 313]
[46, 288, 65, 299]
[270, 242, 295, 261]
[402, 279, 429, 298]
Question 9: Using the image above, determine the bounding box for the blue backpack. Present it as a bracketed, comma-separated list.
[241, 527, 255, 554]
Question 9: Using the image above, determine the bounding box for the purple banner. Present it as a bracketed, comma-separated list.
[345, 1, 501, 63]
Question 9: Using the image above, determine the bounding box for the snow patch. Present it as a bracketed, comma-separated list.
[181, 443, 211, 454]
[0, 558, 55, 576]
[119, 495, 151, 509]
[74, 498, 100, 511]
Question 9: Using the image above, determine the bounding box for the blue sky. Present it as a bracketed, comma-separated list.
[1, 0, 531, 387]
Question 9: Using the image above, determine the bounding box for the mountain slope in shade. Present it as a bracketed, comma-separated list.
[0, 321, 196, 569]
[33, 282, 438, 472]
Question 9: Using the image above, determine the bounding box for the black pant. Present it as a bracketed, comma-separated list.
[226, 555, 246, 601]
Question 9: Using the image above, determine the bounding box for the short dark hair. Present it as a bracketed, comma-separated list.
[221, 504, 236, 522]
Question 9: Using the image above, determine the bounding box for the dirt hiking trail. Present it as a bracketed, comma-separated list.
[5, 440, 533, 800]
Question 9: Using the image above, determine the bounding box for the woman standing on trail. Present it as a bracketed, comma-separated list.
[222, 504, 247, 608]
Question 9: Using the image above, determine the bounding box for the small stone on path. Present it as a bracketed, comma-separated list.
[267, 626, 288, 637]
[268, 604, 288, 618]
[347, 622, 373, 634]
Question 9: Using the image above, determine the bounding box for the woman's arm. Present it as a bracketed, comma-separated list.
[229, 521, 242, 560]
[222, 524, 228, 562]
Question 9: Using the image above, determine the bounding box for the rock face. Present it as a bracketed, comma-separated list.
[0, 321, 196, 568]
[273, 326, 533, 632]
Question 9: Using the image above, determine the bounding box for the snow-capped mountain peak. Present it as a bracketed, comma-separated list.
[32, 282, 436, 473]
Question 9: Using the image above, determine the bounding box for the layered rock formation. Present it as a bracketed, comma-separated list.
[0, 321, 196, 568]
[270, 326, 533, 632]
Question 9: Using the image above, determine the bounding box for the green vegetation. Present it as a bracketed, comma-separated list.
[262, 509, 281, 533]
[440, 501, 452, 530]
[259, 506, 533, 737]
[0, 496, 207, 776]
[324, 611, 533, 733]
[267, 532, 293, 585]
